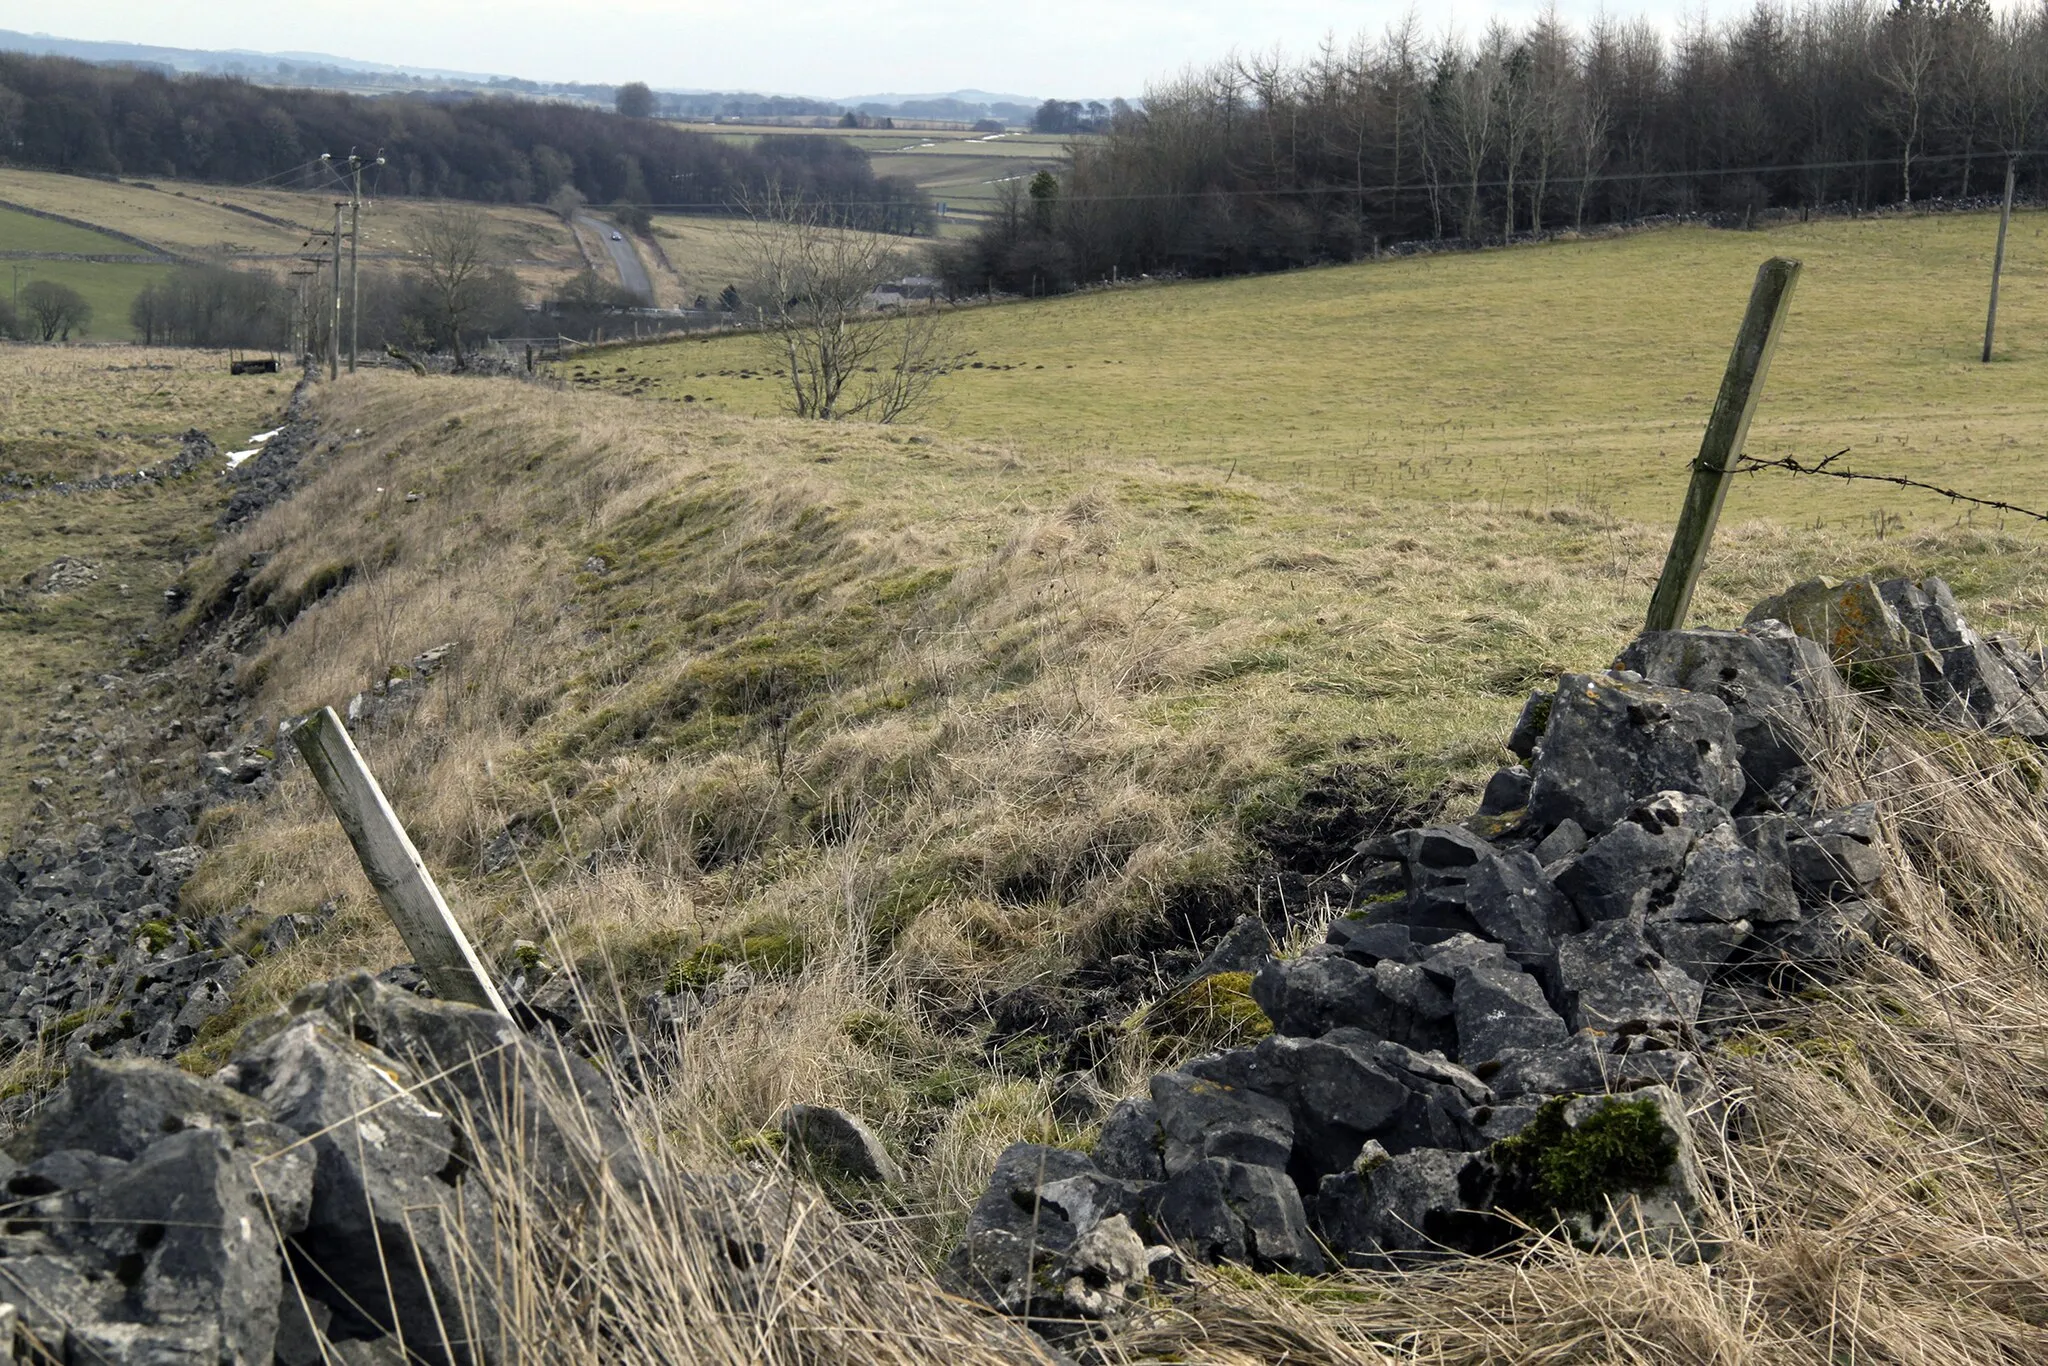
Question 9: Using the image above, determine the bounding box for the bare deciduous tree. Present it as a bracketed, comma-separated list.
[1988, 4, 2047, 167]
[409, 207, 491, 368]
[1875, 0, 1941, 203]
[1433, 36, 1503, 241]
[737, 190, 961, 424]
[19, 281, 91, 341]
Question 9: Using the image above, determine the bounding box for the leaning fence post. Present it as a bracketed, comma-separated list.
[1644, 256, 1802, 634]
[286, 706, 511, 1017]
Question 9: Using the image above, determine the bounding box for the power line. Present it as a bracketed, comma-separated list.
[622, 144, 2046, 211]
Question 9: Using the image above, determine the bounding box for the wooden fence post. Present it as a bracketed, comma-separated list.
[287, 707, 511, 1017]
[1982, 159, 2016, 365]
[1644, 256, 1802, 634]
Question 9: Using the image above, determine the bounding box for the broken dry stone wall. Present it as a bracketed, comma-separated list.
[0, 802, 258, 1081]
[220, 377, 328, 531]
[951, 575, 2048, 1326]
[0, 430, 217, 503]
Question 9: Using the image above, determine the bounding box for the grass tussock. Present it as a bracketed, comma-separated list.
[178, 370, 2048, 1361]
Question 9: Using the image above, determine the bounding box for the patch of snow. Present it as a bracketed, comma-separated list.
[248, 428, 282, 444]
[225, 449, 259, 468]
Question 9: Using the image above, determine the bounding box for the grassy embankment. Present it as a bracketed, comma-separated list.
[601, 208, 2048, 527]
[0, 346, 289, 838]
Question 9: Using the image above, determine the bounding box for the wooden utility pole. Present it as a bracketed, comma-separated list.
[344, 149, 385, 374]
[288, 707, 511, 1017]
[1644, 256, 1802, 633]
[329, 202, 344, 381]
[288, 261, 320, 358]
[348, 186, 361, 374]
[1983, 159, 2016, 364]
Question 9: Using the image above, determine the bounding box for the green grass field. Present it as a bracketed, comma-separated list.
[593, 210, 2048, 531]
[690, 123, 1075, 220]
[0, 205, 142, 255]
[0, 205, 173, 340]
[3, 259, 176, 341]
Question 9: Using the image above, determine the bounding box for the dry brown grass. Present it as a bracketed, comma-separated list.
[0, 343, 290, 479]
[170, 370, 2048, 1361]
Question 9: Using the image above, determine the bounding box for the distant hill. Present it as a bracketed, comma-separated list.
[0, 29, 508, 83]
[0, 29, 1059, 125]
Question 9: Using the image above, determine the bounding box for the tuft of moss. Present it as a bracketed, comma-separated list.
[1131, 971, 1273, 1055]
[732, 1129, 785, 1162]
[137, 919, 175, 954]
[1494, 1094, 1677, 1214]
[667, 927, 807, 992]
[49, 1003, 118, 1039]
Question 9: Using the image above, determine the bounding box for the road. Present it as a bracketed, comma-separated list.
[576, 214, 653, 303]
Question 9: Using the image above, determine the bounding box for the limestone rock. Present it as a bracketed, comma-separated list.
[1746, 576, 1925, 707]
[1555, 815, 1692, 922]
[1149, 1069, 1293, 1173]
[1785, 802, 1884, 899]
[776, 1104, 902, 1184]
[950, 1144, 1159, 1319]
[1145, 1157, 1322, 1272]
[1313, 1147, 1509, 1268]
[1093, 1097, 1167, 1183]
[1452, 964, 1569, 1064]
[1189, 915, 1276, 978]
[1557, 921, 1703, 1035]
[1251, 951, 1387, 1038]
[1239, 1030, 1408, 1176]
[1527, 673, 1744, 835]
[1475, 765, 1533, 818]
[1620, 623, 1847, 791]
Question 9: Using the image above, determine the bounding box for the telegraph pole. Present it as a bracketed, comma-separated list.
[342, 149, 385, 373]
[329, 201, 344, 380]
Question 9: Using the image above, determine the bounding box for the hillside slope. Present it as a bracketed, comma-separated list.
[129, 369, 2048, 1358]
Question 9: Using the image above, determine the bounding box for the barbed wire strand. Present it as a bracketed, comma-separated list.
[1732, 448, 2048, 524]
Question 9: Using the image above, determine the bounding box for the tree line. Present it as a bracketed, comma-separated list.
[943, 0, 2048, 293]
[119, 222, 658, 360]
[0, 53, 933, 233]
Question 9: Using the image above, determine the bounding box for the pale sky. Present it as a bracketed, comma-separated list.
[1, 1, 1785, 99]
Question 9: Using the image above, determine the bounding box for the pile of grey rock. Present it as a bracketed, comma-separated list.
[0, 803, 253, 1075]
[220, 379, 321, 531]
[951, 576, 2048, 1325]
[0, 972, 658, 1365]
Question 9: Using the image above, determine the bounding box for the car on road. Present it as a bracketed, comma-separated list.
[611, 230, 623, 241]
